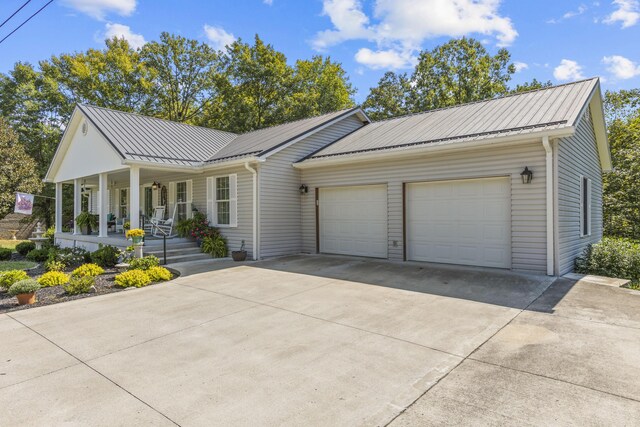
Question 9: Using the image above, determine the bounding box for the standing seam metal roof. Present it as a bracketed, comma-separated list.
[303, 78, 599, 160]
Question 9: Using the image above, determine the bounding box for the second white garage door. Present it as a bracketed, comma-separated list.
[319, 185, 387, 258]
[406, 177, 511, 268]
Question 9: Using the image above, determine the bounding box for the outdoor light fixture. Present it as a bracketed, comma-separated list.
[299, 184, 309, 194]
[152, 181, 161, 190]
[521, 167, 533, 184]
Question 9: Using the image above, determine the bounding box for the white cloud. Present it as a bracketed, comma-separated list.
[312, 0, 517, 70]
[513, 61, 529, 72]
[547, 4, 588, 23]
[203, 25, 236, 51]
[264, 0, 273, 4]
[553, 59, 585, 81]
[61, 0, 136, 20]
[604, 0, 640, 28]
[603, 55, 640, 79]
[354, 48, 415, 69]
[104, 23, 145, 48]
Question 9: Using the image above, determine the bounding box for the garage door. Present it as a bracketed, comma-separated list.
[319, 185, 387, 258]
[406, 177, 511, 268]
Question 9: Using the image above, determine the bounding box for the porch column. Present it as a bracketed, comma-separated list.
[73, 178, 81, 235]
[129, 165, 140, 229]
[98, 173, 109, 237]
[55, 182, 63, 233]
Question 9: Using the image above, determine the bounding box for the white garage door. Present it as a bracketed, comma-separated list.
[406, 177, 511, 268]
[319, 185, 387, 258]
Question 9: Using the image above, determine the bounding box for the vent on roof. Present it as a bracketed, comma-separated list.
[81, 121, 88, 135]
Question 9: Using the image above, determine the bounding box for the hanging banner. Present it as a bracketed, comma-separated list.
[14, 192, 35, 215]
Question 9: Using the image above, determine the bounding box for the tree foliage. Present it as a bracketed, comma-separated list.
[510, 78, 553, 94]
[0, 118, 42, 218]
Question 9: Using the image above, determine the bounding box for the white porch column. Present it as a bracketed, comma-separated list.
[129, 165, 140, 229]
[98, 173, 109, 237]
[55, 182, 63, 233]
[73, 178, 81, 235]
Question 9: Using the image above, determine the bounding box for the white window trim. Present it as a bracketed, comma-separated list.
[207, 174, 237, 228]
[118, 187, 130, 219]
[579, 175, 592, 238]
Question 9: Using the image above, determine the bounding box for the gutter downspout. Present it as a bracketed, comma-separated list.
[244, 162, 259, 260]
[542, 136, 554, 276]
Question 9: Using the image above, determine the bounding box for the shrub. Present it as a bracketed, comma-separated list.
[44, 259, 65, 272]
[43, 227, 55, 244]
[91, 244, 120, 267]
[115, 269, 151, 288]
[0, 270, 29, 290]
[15, 241, 35, 256]
[575, 237, 640, 286]
[72, 263, 104, 278]
[147, 266, 172, 282]
[8, 279, 40, 296]
[26, 248, 49, 262]
[63, 275, 95, 295]
[37, 271, 70, 287]
[47, 247, 91, 268]
[201, 235, 227, 258]
[0, 248, 11, 260]
[128, 255, 159, 271]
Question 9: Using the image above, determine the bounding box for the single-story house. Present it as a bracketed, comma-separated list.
[45, 77, 611, 276]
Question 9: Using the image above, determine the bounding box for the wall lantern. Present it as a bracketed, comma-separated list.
[520, 167, 533, 184]
[151, 181, 161, 190]
[299, 184, 309, 194]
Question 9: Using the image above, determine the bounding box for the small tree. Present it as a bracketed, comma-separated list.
[0, 117, 42, 219]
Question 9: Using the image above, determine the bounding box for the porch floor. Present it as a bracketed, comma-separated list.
[55, 232, 190, 249]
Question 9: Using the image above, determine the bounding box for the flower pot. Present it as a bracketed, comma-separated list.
[196, 238, 203, 247]
[131, 236, 143, 245]
[232, 250, 247, 262]
[16, 292, 36, 305]
[83, 225, 92, 235]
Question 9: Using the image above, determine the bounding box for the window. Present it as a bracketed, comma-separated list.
[119, 188, 128, 219]
[176, 181, 188, 221]
[216, 177, 230, 225]
[144, 187, 153, 217]
[580, 176, 592, 237]
[207, 174, 237, 227]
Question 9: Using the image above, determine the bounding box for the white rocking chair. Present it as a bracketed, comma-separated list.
[146, 206, 165, 233]
[152, 205, 176, 238]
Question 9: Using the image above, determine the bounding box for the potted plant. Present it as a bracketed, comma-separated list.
[75, 211, 98, 235]
[232, 240, 247, 262]
[126, 228, 145, 245]
[201, 234, 227, 258]
[9, 279, 41, 305]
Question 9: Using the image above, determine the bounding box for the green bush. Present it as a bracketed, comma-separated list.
[201, 235, 227, 258]
[37, 271, 70, 287]
[147, 266, 173, 282]
[72, 263, 104, 278]
[115, 269, 151, 288]
[63, 275, 95, 295]
[0, 270, 29, 290]
[128, 255, 159, 271]
[8, 279, 40, 296]
[575, 237, 640, 286]
[91, 244, 120, 267]
[44, 259, 65, 272]
[26, 248, 49, 262]
[47, 247, 91, 268]
[15, 241, 35, 256]
[43, 227, 55, 244]
[0, 248, 11, 261]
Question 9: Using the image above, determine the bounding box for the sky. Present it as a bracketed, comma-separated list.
[1, 0, 640, 103]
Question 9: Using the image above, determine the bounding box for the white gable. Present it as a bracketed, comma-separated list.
[47, 110, 126, 183]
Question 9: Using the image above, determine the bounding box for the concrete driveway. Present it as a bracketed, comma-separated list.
[1, 255, 639, 426]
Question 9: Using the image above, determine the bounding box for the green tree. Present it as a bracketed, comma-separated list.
[141, 32, 224, 123]
[511, 78, 553, 94]
[0, 118, 42, 218]
[362, 72, 413, 121]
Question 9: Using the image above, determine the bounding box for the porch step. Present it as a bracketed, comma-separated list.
[145, 246, 203, 257]
[143, 240, 211, 264]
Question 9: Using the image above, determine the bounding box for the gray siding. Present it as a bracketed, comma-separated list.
[259, 115, 365, 258]
[112, 165, 255, 258]
[557, 108, 603, 275]
[301, 142, 548, 273]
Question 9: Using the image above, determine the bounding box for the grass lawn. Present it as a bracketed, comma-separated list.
[0, 260, 37, 271]
[0, 239, 27, 252]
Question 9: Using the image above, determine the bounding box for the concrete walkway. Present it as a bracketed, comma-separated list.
[1, 255, 639, 426]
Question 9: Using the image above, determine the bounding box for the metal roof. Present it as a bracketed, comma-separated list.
[206, 108, 359, 162]
[304, 78, 599, 161]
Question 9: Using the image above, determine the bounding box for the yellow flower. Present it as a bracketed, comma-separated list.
[126, 228, 145, 238]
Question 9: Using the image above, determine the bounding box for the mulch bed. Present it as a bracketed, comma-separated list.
[0, 262, 179, 314]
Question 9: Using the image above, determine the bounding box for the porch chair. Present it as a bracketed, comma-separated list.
[145, 206, 165, 234]
[152, 205, 177, 238]
[115, 217, 128, 234]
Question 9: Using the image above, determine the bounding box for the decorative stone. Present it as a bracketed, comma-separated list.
[29, 221, 49, 250]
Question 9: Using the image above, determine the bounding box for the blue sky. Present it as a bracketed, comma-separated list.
[1, 0, 640, 103]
